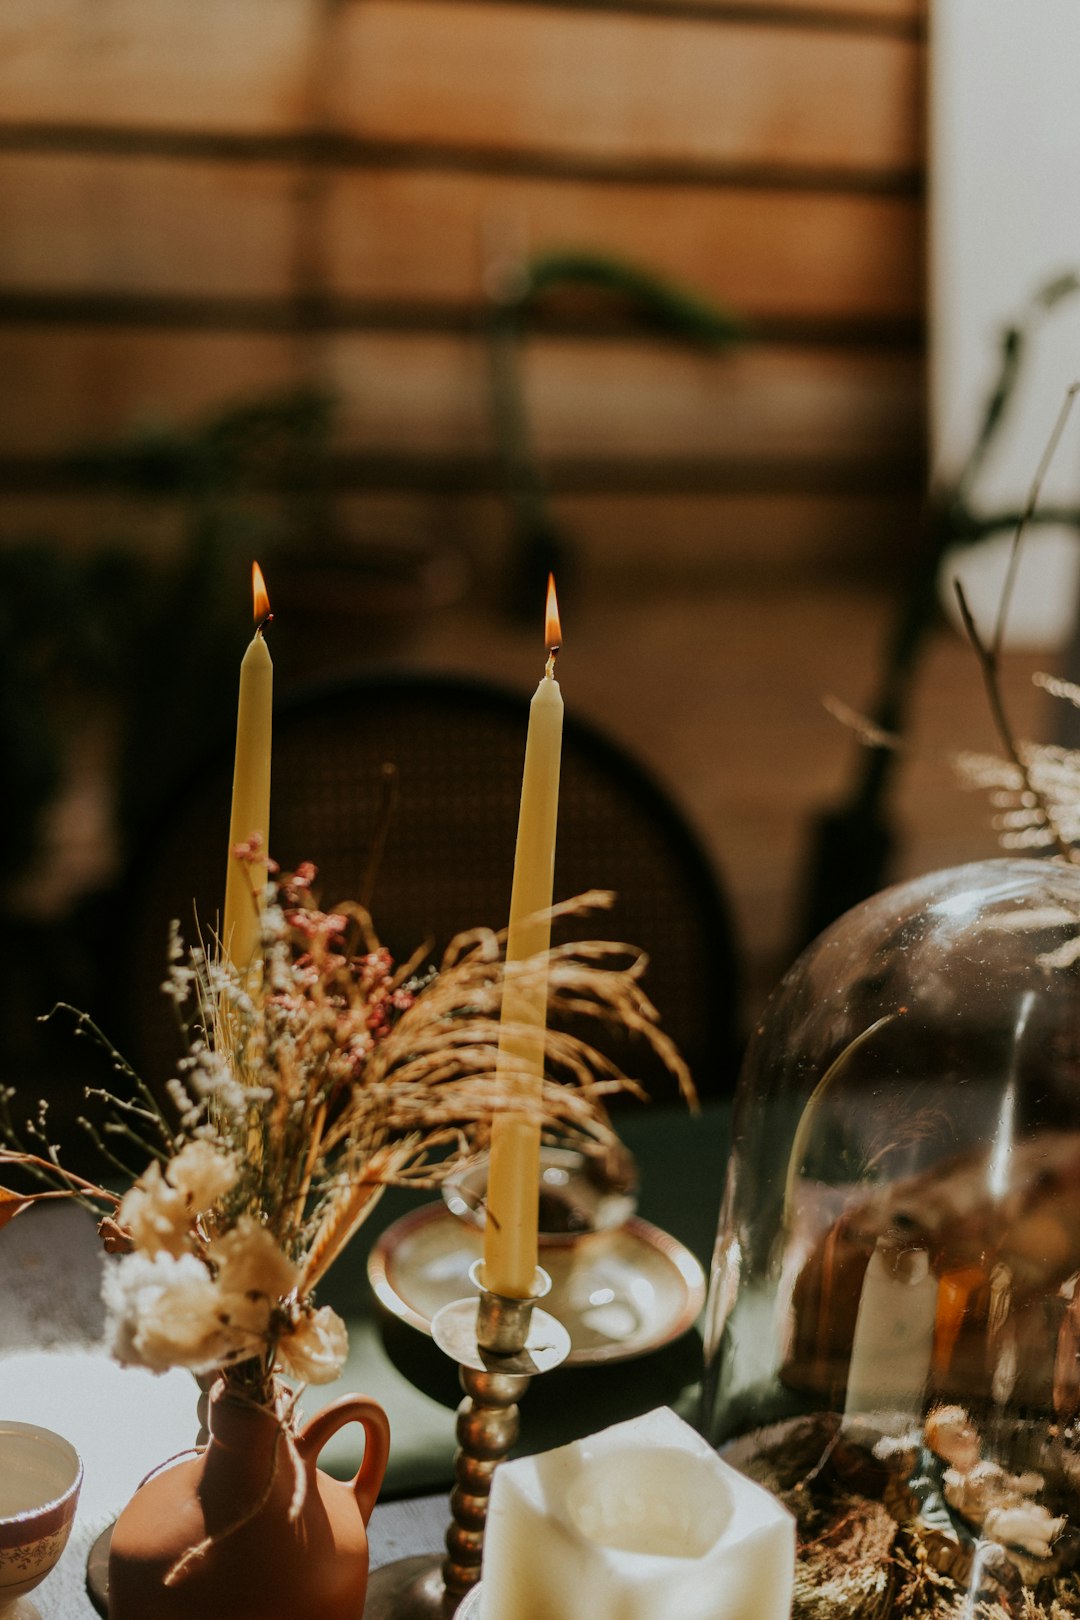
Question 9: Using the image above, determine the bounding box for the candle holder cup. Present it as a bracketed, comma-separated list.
[365, 1262, 570, 1619]
[443, 1146, 638, 1243]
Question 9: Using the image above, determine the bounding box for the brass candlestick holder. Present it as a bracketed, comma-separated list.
[365, 1261, 570, 1619]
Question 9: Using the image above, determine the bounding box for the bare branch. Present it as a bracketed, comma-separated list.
[954, 579, 1075, 862]
[992, 381, 1080, 661]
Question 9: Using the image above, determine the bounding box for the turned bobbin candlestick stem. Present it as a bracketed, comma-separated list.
[364, 1263, 570, 1619]
[441, 1271, 546, 1603]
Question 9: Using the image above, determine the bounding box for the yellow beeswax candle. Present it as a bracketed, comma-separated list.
[222, 561, 273, 975]
[484, 577, 564, 1299]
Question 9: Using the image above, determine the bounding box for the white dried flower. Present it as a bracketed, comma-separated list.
[983, 1502, 1066, 1559]
[104, 1252, 263, 1375]
[260, 902, 286, 939]
[278, 1305, 349, 1385]
[118, 1161, 191, 1258]
[104, 1216, 302, 1377]
[209, 1217, 298, 1306]
[168, 1140, 238, 1211]
[185, 1043, 247, 1122]
[165, 1078, 189, 1111]
[117, 1142, 237, 1258]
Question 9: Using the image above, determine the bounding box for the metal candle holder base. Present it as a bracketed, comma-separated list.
[365, 1262, 570, 1619]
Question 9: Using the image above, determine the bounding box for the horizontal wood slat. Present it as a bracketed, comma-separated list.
[338, 487, 925, 579]
[0, 154, 295, 302]
[325, 170, 922, 322]
[0, 154, 922, 323]
[0, 488, 923, 580]
[0, 1, 317, 133]
[0, 326, 922, 465]
[0, 329, 297, 456]
[534, 488, 924, 575]
[2, 3, 922, 178]
[497, 337, 922, 462]
[336, 3, 922, 175]
[398, 0, 924, 28]
[678, 0, 921, 20]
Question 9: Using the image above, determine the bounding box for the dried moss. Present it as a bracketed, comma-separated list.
[731, 1416, 1080, 1620]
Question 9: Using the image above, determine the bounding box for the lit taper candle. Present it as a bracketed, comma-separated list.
[484, 576, 564, 1299]
[222, 561, 273, 975]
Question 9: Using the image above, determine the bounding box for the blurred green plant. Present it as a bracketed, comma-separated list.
[1, 386, 334, 901]
[485, 249, 744, 616]
[795, 271, 1080, 948]
[0, 542, 134, 877]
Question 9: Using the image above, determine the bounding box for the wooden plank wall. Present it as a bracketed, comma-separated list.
[0, 0, 926, 582]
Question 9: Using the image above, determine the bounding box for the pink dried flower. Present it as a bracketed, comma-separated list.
[287, 909, 348, 943]
[231, 834, 280, 872]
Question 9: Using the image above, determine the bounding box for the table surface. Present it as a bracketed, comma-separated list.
[0, 1106, 728, 1618]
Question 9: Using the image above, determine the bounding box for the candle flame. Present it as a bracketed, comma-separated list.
[545, 574, 561, 652]
[252, 560, 271, 625]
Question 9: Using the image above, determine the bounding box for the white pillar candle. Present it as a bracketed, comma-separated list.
[480, 1407, 794, 1620]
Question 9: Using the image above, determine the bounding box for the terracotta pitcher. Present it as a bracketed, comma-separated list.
[108, 1383, 390, 1620]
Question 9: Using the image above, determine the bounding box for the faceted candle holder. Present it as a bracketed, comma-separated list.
[479, 1407, 794, 1620]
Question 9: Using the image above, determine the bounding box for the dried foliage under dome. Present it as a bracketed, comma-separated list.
[1, 860, 692, 1408]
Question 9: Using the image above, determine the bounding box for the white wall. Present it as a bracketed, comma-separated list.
[931, 0, 1080, 646]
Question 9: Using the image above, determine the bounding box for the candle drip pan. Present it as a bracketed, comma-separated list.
[369, 1207, 702, 1365]
[365, 1265, 570, 1619]
[369, 1146, 702, 1366]
[702, 860, 1080, 1619]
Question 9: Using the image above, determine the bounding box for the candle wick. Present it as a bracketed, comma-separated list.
[257, 612, 275, 637]
[545, 645, 560, 678]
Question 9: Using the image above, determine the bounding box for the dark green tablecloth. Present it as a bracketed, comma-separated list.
[318, 1105, 730, 1496]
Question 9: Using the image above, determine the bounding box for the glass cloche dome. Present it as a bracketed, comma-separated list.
[702, 858, 1080, 1616]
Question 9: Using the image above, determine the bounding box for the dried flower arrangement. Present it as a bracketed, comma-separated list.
[1, 854, 692, 1410]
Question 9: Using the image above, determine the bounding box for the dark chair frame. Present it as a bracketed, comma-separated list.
[116, 667, 741, 1105]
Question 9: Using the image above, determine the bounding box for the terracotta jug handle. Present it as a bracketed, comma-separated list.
[296, 1395, 391, 1524]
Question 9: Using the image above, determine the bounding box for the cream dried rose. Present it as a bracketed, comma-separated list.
[118, 1143, 238, 1259]
[104, 1217, 305, 1376]
[117, 1162, 183, 1258]
[104, 1251, 264, 1374]
[167, 1141, 239, 1211]
[209, 1218, 298, 1307]
[278, 1305, 349, 1386]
